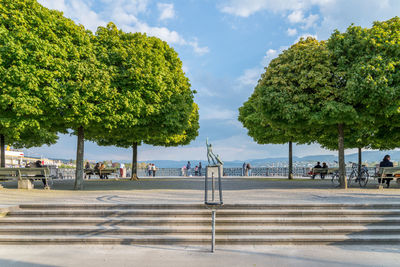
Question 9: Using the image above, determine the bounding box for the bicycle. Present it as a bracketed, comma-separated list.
[347, 162, 369, 187]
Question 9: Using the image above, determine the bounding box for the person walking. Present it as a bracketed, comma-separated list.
[147, 163, 152, 176]
[242, 162, 246, 176]
[186, 161, 191, 177]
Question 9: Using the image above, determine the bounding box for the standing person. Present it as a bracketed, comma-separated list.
[181, 165, 186, 176]
[187, 161, 191, 177]
[379, 155, 393, 188]
[247, 163, 252, 176]
[242, 162, 246, 176]
[147, 163, 152, 177]
[119, 163, 125, 178]
[198, 162, 202, 176]
[152, 163, 156, 177]
[312, 162, 322, 179]
[194, 166, 199, 176]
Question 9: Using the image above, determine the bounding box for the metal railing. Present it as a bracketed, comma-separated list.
[204, 166, 223, 253]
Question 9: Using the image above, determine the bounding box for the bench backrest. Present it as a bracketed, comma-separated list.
[19, 168, 49, 176]
[0, 168, 20, 177]
[379, 167, 400, 175]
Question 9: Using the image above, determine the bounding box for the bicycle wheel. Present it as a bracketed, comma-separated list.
[331, 173, 339, 185]
[359, 171, 369, 187]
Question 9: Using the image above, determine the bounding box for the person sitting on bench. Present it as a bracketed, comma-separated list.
[34, 160, 47, 187]
[312, 162, 322, 179]
[379, 155, 393, 188]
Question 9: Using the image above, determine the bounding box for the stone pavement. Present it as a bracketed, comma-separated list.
[1, 177, 400, 266]
[1, 177, 400, 206]
[0, 244, 399, 267]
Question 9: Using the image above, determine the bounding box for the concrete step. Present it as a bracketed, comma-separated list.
[17, 203, 400, 210]
[1, 216, 400, 226]
[8, 209, 400, 217]
[1, 234, 400, 245]
[1, 225, 400, 235]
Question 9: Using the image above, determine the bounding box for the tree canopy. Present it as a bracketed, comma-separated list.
[93, 23, 198, 178]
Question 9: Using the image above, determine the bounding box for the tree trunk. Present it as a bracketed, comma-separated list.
[338, 124, 347, 189]
[131, 142, 139, 180]
[0, 134, 5, 168]
[358, 147, 362, 179]
[288, 141, 293, 179]
[74, 126, 85, 190]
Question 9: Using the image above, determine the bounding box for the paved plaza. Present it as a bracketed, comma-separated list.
[1, 177, 400, 267]
[1, 177, 400, 206]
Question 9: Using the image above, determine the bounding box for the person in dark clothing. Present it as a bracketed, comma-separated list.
[321, 162, 328, 179]
[198, 162, 202, 176]
[312, 162, 322, 179]
[379, 155, 393, 188]
[34, 160, 47, 187]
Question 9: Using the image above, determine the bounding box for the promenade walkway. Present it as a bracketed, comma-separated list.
[1, 177, 400, 206]
[1, 178, 400, 267]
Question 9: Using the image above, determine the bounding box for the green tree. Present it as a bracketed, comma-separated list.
[324, 17, 400, 184]
[0, 0, 69, 166]
[93, 24, 198, 179]
[252, 38, 349, 184]
[239, 91, 314, 179]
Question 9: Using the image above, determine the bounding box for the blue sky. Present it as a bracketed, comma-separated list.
[26, 0, 400, 162]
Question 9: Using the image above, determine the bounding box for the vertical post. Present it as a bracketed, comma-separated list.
[74, 126, 85, 190]
[288, 141, 293, 179]
[211, 210, 216, 253]
[218, 165, 223, 204]
[338, 123, 347, 189]
[212, 173, 215, 202]
[204, 166, 208, 203]
[358, 147, 362, 178]
[131, 142, 138, 180]
[0, 134, 5, 168]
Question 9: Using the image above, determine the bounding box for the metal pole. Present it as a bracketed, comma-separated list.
[212, 172, 215, 202]
[218, 166, 223, 204]
[205, 167, 208, 203]
[211, 209, 216, 253]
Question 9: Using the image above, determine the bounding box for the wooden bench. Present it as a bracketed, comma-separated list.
[311, 167, 337, 178]
[376, 167, 400, 188]
[0, 168, 21, 182]
[84, 168, 118, 179]
[0, 167, 51, 189]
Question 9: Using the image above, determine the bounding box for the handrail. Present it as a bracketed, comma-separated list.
[204, 165, 223, 253]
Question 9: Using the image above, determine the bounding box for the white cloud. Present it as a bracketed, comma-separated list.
[237, 67, 263, 87]
[157, 3, 175, 20]
[200, 106, 236, 120]
[288, 10, 304, 23]
[188, 39, 210, 55]
[287, 28, 298, 36]
[38, 0, 208, 55]
[237, 47, 282, 88]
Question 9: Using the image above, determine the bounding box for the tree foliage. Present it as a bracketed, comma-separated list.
[93, 23, 198, 178]
[0, 0, 63, 154]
